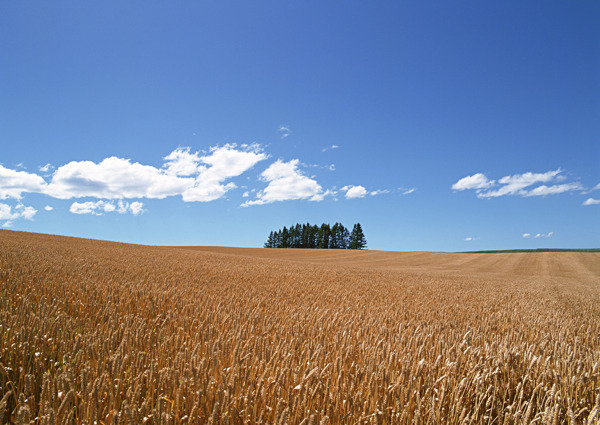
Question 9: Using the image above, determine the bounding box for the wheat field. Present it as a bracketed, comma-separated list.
[1, 230, 599, 424]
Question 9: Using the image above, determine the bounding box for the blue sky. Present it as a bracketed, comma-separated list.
[1, 1, 598, 251]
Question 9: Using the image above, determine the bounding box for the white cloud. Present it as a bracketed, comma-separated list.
[341, 185, 368, 199]
[452, 173, 495, 191]
[69, 200, 144, 216]
[329, 164, 336, 171]
[128, 201, 144, 216]
[46, 157, 193, 200]
[593, 183, 600, 191]
[583, 198, 600, 206]
[402, 188, 416, 195]
[0, 203, 19, 220]
[278, 125, 291, 139]
[478, 170, 562, 198]
[523, 232, 553, 239]
[453, 169, 584, 199]
[19, 205, 37, 220]
[0, 203, 37, 222]
[524, 183, 583, 197]
[464, 237, 480, 241]
[182, 144, 267, 202]
[241, 159, 325, 206]
[322, 144, 340, 152]
[0, 165, 47, 199]
[163, 147, 202, 176]
[339, 185, 391, 199]
[44, 205, 53, 211]
[70, 201, 112, 215]
[2, 221, 12, 228]
[0, 145, 266, 204]
[39, 163, 53, 173]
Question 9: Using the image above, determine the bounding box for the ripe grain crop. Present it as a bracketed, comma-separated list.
[1, 230, 599, 424]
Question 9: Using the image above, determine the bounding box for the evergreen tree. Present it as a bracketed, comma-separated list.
[317, 223, 331, 249]
[281, 226, 289, 248]
[264, 231, 275, 248]
[264, 222, 362, 250]
[349, 223, 367, 250]
[310, 225, 319, 248]
[274, 230, 282, 247]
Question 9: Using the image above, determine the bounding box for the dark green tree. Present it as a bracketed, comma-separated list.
[317, 223, 331, 249]
[264, 222, 362, 250]
[264, 231, 275, 248]
[281, 226, 289, 248]
[349, 223, 367, 250]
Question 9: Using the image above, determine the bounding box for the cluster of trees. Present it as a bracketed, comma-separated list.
[265, 222, 367, 249]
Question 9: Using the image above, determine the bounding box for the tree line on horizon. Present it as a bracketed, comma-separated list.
[264, 222, 367, 249]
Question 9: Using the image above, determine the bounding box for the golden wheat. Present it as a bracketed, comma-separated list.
[0, 230, 599, 424]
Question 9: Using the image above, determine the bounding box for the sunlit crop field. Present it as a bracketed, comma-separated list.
[1, 230, 599, 424]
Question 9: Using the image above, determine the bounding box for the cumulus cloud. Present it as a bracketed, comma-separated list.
[523, 232, 554, 239]
[0, 165, 47, 199]
[46, 157, 192, 200]
[0, 203, 37, 223]
[452, 173, 495, 191]
[0, 145, 267, 206]
[70, 200, 144, 216]
[44, 205, 53, 211]
[453, 169, 584, 199]
[163, 147, 202, 176]
[181, 144, 267, 202]
[242, 159, 325, 206]
[583, 198, 600, 206]
[341, 185, 368, 199]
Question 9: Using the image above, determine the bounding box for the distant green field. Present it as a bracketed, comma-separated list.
[460, 248, 600, 254]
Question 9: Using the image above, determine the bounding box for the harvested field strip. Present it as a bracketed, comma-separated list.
[1, 230, 599, 424]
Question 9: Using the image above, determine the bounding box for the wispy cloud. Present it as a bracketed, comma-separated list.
[241, 159, 326, 206]
[322, 144, 339, 152]
[453, 169, 584, 198]
[464, 236, 480, 241]
[523, 232, 554, 239]
[583, 198, 600, 206]
[402, 188, 416, 195]
[39, 163, 53, 173]
[339, 185, 393, 199]
[278, 125, 291, 139]
[70, 200, 144, 216]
